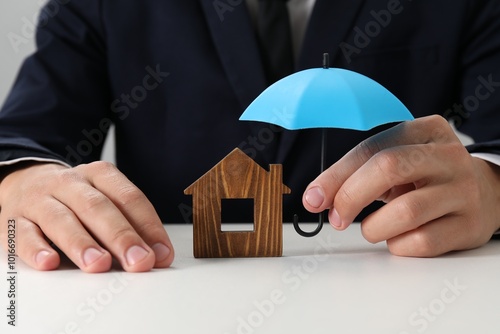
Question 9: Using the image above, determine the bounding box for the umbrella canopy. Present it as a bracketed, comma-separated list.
[240, 67, 414, 130]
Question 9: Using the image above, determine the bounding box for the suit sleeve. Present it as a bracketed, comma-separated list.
[467, 141, 500, 155]
[453, 1, 500, 152]
[0, 0, 111, 166]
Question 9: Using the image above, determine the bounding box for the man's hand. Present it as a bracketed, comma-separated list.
[0, 161, 174, 272]
[303, 115, 500, 257]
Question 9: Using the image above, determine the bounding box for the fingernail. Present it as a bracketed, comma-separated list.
[36, 250, 52, 265]
[329, 208, 342, 228]
[83, 248, 105, 267]
[305, 187, 325, 208]
[125, 246, 149, 266]
[151, 243, 171, 262]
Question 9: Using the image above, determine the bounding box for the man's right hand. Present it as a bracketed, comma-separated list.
[0, 161, 174, 273]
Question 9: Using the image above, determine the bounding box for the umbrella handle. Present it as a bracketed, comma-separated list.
[292, 212, 324, 237]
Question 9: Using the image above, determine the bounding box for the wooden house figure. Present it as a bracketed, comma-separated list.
[184, 148, 291, 258]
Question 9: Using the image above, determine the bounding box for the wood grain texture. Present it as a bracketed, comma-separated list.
[184, 148, 291, 258]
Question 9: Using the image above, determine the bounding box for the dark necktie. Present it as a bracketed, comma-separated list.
[256, 0, 294, 85]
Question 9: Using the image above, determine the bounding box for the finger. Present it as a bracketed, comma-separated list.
[0, 216, 60, 271]
[331, 143, 453, 228]
[377, 183, 416, 203]
[22, 198, 113, 273]
[0, 216, 59, 270]
[360, 115, 455, 149]
[361, 185, 465, 243]
[386, 214, 486, 257]
[49, 180, 156, 272]
[303, 115, 455, 213]
[75, 162, 174, 268]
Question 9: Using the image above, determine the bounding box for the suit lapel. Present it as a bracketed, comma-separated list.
[199, 0, 283, 164]
[198, 0, 267, 110]
[277, 0, 366, 163]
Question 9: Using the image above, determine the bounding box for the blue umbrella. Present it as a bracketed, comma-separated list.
[240, 54, 414, 236]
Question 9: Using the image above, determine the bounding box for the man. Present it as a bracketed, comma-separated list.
[0, 0, 499, 273]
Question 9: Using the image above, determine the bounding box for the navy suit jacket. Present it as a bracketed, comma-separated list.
[1, 0, 499, 223]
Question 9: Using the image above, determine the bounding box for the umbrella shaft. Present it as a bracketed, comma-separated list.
[321, 128, 327, 173]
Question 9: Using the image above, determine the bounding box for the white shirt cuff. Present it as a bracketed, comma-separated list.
[470, 152, 500, 167]
[0, 157, 71, 168]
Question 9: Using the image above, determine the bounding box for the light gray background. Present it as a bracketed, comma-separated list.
[0, 1, 472, 167]
[0, 0, 116, 163]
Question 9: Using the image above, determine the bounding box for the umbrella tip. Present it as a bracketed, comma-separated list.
[322, 53, 330, 69]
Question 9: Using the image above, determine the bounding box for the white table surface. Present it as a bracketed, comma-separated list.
[1, 223, 499, 334]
